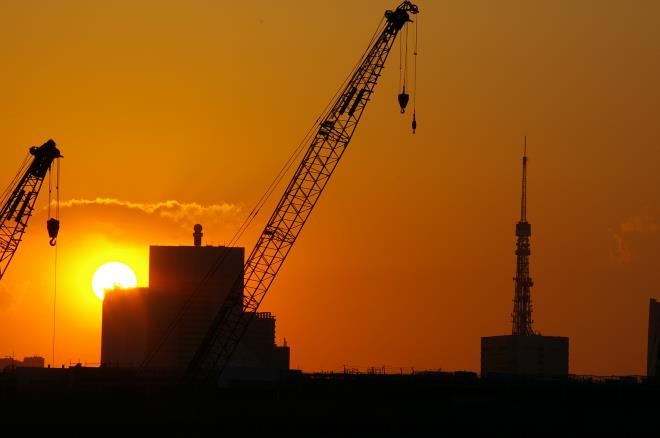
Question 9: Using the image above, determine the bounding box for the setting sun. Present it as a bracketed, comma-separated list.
[91, 262, 138, 300]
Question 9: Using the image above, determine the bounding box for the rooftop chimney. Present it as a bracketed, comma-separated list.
[193, 224, 203, 246]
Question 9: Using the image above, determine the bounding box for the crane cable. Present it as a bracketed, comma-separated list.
[141, 18, 388, 368]
[0, 152, 31, 210]
[412, 13, 418, 133]
[229, 16, 386, 247]
[404, 19, 409, 90]
[48, 160, 60, 368]
[397, 21, 410, 114]
[47, 160, 60, 247]
[52, 236, 58, 368]
[399, 24, 404, 91]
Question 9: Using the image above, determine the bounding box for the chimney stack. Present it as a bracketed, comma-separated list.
[193, 224, 203, 246]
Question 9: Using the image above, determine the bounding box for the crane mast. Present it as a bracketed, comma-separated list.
[0, 139, 62, 280]
[185, 1, 419, 384]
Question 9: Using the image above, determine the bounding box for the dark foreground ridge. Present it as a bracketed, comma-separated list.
[1, 367, 660, 432]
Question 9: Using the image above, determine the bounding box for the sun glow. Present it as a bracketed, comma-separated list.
[91, 262, 138, 300]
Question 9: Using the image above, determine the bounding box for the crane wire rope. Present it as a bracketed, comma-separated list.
[404, 19, 409, 90]
[413, 14, 417, 110]
[399, 19, 408, 93]
[229, 16, 386, 247]
[412, 12, 418, 132]
[49, 159, 60, 368]
[0, 153, 31, 208]
[399, 25, 403, 91]
[141, 17, 387, 368]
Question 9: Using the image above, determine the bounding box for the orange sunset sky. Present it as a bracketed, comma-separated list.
[1, 0, 659, 375]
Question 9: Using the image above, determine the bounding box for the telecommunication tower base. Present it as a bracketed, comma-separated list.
[481, 335, 569, 376]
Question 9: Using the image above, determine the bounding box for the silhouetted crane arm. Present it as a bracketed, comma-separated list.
[0, 140, 62, 280]
[185, 1, 419, 384]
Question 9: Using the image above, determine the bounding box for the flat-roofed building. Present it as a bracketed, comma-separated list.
[481, 335, 568, 376]
[101, 226, 289, 372]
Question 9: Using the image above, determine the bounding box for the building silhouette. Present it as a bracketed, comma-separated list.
[481, 145, 568, 376]
[481, 335, 568, 375]
[0, 356, 44, 370]
[101, 225, 289, 373]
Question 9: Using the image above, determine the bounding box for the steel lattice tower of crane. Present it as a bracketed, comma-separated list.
[512, 140, 534, 336]
[176, 1, 419, 385]
[0, 140, 62, 281]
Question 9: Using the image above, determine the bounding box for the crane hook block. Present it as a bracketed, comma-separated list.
[398, 91, 410, 114]
[412, 112, 417, 134]
[47, 218, 60, 246]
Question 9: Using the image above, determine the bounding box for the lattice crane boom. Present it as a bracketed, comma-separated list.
[0, 139, 62, 281]
[185, 1, 419, 384]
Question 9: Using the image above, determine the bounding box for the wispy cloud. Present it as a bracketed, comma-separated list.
[609, 215, 658, 264]
[57, 198, 241, 225]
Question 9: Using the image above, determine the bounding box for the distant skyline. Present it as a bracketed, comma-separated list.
[1, 0, 659, 375]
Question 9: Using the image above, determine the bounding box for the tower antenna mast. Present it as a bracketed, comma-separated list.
[512, 137, 534, 336]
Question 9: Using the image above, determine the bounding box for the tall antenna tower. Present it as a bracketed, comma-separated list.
[481, 139, 568, 377]
[512, 137, 534, 336]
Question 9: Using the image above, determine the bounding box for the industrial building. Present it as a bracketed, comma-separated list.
[648, 298, 660, 377]
[101, 225, 289, 372]
[481, 146, 569, 376]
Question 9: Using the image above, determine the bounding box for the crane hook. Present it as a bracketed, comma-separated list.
[412, 111, 417, 134]
[47, 218, 60, 247]
[398, 86, 409, 114]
